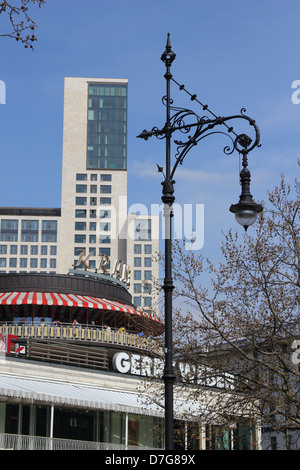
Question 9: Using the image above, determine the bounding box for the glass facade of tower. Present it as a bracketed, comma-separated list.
[87, 83, 127, 170]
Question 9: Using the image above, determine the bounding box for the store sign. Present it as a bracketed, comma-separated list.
[112, 351, 163, 377]
[73, 250, 131, 286]
[0, 334, 25, 354]
[112, 352, 234, 389]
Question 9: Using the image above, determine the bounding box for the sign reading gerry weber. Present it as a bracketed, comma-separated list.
[72, 250, 131, 286]
[112, 351, 234, 390]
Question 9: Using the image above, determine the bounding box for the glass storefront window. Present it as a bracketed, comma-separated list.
[128, 414, 164, 448]
[0, 400, 258, 450]
[110, 412, 124, 444]
[53, 407, 94, 442]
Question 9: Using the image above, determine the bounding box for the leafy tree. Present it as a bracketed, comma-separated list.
[0, 0, 45, 49]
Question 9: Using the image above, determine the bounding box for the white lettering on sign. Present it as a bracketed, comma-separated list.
[112, 351, 131, 373]
[112, 352, 234, 389]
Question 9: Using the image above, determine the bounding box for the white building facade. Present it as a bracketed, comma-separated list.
[0, 207, 60, 274]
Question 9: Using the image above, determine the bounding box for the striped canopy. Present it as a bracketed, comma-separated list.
[0, 291, 163, 325]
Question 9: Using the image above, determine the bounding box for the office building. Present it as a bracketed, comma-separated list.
[58, 78, 128, 275]
[0, 207, 60, 274]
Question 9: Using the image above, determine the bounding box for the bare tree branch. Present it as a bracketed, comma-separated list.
[0, 0, 45, 49]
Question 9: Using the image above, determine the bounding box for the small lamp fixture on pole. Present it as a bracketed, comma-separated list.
[230, 143, 263, 230]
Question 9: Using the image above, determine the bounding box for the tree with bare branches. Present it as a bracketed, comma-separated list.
[145, 163, 299, 449]
[169, 163, 300, 449]
[0, 0, 45, 49]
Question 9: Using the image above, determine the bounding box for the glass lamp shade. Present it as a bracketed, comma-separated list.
[234, 209, 258, 229]
[230, 200, 263, 231]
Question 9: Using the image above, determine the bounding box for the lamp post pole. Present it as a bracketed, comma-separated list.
[137, 34, 262, 451]
[161, 35, 176, 451]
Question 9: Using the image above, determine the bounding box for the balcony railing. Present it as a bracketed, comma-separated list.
[0, 433, 159, 450]
[0, 322, 162, 354]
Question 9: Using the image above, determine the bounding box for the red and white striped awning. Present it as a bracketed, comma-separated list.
[0, 292, 163, 325]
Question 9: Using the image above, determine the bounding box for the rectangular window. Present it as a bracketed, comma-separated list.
[89, 222, 96, 231]
[75, 222, 86, 230]
[134, 244, 141, 254]
[76, 197, 87, 205]
[90, 210, 96, 218]
[99, 235, 110, 244]
[0, 258, 6, 267]
[144, 297, 152, 307]
[76, 174, 87, 181]
[144, 270, 152, 280]
[90, 174, 97, 181]
[134, 257, 141, 267]
[21, 220, 39, 242]
[10, 245, 17, 254]
[89, 259, 96, 269]
[30, 258, 38, 268]
[31, 245, 38, 255]
[0, 245, 7, 254]
[144, 283, 152, 294]
[75, 209, 86, 218]
[0, 220, 18, 241]
[100, 174, 112, 181]
[271, 437, 277, 451]
[90, 197, 97, 206]
[134, 219, 151, 241]
[89, 235, 96, 243]
[99, 247, 110, 256]
[50, 259, 56, 269]
[20, 245, 28, 255]
[76, 184, 87, 193]
[100, 185, 111, 194]
[134, 297, 141, 307]
[90, 185, 97, 193]
[100, 197, 111, 205]
[9, 258, 17, 268]
[134, 270, 141, 280]
[144, 244, 152, 254]
[134, 283, 141, 294]
[50, 246, 57, 256]
[40, 259, 47, 269]
[144, 257, 152, 267]
[41, 246, 47, 255]
[100, 222, 110, 231]
[100, 210, 111, 219]
[42, 220, 57, 242]
[75, 234, 86, 243]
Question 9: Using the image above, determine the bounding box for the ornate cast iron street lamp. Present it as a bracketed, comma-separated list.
[137, 34, 262, 450]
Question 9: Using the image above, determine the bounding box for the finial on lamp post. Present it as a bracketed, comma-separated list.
[161, 33, 176, 67]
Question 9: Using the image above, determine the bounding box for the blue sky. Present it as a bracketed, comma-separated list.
[0, 0, 299, 264]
